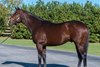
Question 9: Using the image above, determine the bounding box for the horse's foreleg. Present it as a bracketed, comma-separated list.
[43, 46, 46, 67]
[36, 44, 43, 67]
[38, 53, 42, 67]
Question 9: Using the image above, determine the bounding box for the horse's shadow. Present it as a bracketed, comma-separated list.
[2, 61, 69, 67]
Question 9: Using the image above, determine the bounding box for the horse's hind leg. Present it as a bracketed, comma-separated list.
[83, 52, 87, 67]
[75, 43, 82, 67]
[75, 41, 88, 67]
[83, 39, 89, 67]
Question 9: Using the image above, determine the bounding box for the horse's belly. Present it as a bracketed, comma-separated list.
[46, 34, 70, 46]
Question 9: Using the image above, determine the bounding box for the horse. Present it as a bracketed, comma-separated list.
[9, 8, 89, 67]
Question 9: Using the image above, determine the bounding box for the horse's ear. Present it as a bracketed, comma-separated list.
[15, 7, 20, 10]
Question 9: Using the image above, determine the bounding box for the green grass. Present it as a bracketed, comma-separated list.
[0, 37, 34, 46]
[88, 43, 100, 56]
[48, 43, 100, 56]
[0, 37, 100, 56]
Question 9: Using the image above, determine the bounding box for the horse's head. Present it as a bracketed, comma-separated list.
[9, 7, 22, 26]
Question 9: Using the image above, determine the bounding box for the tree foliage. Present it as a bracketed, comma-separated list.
[0, 3, 9, 35]
[0, 0, 100, 42]
[1, 0, 22, 11]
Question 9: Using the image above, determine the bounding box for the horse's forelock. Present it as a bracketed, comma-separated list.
[15, 7, 20, 10]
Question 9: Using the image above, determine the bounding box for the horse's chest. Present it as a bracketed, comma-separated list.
[32, 30, 47, 44]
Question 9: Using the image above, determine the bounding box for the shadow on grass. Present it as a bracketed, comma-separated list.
[2, 61, 69, 67]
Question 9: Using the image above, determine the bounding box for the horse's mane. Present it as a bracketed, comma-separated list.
[21, 9, 69, 25]
[22, 9, 44, 21]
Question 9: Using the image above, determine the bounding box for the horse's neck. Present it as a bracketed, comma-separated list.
[21, 13, 41, 33]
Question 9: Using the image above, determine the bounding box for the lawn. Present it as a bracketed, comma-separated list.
[0, 37, 100, 56]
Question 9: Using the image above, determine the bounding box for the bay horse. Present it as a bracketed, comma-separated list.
[9, 8, 89, 67]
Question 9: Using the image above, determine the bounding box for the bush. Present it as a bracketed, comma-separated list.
[90, 33, 100, 43]
[11, 23, 31, 39]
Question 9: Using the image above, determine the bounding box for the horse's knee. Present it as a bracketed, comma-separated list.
[37, 44, 43, 53]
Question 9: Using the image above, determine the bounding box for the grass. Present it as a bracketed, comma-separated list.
[0, 37, 100, 56]
[0, 37, 33, 47]
[48, 43, 100, 56]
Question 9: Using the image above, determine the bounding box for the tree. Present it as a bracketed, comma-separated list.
[0, 3, 9, 35]
[1, 0, 23, 11]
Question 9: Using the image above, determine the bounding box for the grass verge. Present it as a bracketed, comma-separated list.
[0, 37, 100, 56]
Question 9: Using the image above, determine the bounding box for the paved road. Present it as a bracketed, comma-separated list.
[0, 44, 100, 67]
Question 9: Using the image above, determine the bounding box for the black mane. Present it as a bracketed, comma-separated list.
[22, 9, 44, 21]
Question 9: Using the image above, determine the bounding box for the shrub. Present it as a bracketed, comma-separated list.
[11, 23, 31, 39]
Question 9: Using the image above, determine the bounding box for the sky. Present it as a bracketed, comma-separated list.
[23, 0, 100, 6]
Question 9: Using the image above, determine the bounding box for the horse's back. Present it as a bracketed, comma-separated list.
[34, 20, 89, 46]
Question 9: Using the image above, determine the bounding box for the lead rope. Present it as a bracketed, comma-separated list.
[0, 36, 10, 44]
[0, 17, 11, 44]
[0, 25, 11, 44]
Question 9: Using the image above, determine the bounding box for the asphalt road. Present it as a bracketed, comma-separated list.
[0, 44, 100, 67]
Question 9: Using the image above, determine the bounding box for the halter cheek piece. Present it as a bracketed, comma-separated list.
[16, 15, 20, 21]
